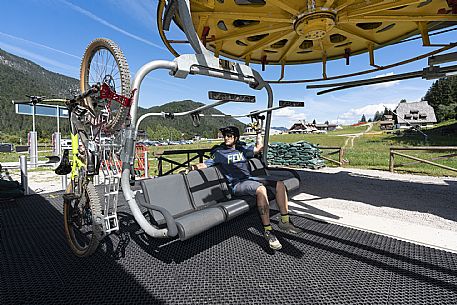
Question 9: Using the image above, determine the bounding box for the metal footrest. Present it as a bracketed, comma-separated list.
[104, 214, 119, 233]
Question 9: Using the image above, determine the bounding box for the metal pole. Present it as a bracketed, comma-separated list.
[20, 155, 28, 195]
[29, 131, 38, 168]
[32, 104, 36, 132]
[144, 151, 149, 178]
[61, 174, 67, 191]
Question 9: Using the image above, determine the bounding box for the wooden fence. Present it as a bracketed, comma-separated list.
[389, 146, 457, 173]
[318, 146, 345, 166]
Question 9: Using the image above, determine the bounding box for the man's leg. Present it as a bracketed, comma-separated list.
[233, 180, 282, 250]
[255, 185, 282, 250]
[256, 185, 271, 226]
[274, 180, 289, 215]
[275, 181, 302, 234]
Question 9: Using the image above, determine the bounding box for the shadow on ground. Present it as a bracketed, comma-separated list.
[1, 192, 457, 304]
[293, 169, 457, 222]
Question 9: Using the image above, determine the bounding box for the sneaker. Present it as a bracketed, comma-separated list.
[278, 220, 302, 234]
[264, 230, 282, 250]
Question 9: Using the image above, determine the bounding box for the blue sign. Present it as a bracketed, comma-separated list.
[15, 103, 69, 118]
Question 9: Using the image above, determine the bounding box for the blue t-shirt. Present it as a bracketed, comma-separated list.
[204, 143, 255, 186]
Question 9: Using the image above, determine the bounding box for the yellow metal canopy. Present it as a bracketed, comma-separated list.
[158, 0, 457, 68]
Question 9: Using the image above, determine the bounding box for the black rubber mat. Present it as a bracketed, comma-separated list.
[1, 193, 457, 305]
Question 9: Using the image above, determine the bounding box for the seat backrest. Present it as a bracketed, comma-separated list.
[140, 174, 194, 224]
[186, 167, 230, 208]
[248, 158, 268, 176]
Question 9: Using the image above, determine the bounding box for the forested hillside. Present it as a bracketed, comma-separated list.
[423, 76, 457, 122]
[0, 48, 78, 142]
[0, 48, 243, 142]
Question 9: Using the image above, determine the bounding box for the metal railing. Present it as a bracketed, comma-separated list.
[155, 148, 212, 176]
[389, 146, 457, 173]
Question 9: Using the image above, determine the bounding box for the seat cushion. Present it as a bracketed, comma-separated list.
[248, 158, 268, 176]
[186, 167, 228, 208]
[175, 207, 225, 240]
[215, 199, 250, 220]
[140, 174, 194, 225]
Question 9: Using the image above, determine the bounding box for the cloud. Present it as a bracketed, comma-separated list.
[369, 72, 400, 89]
[272, 107, 306, 122]
[339, 102, 397, 123]
[107, 0, 156, 29]
[0, 41, 79, 74]
[0, 32, 80, 59]
[58, 0, 167, 51]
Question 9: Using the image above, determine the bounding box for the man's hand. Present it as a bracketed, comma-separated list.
[254, 132, 264, 154]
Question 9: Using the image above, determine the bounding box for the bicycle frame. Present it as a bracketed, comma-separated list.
[70, 133, 85, 181]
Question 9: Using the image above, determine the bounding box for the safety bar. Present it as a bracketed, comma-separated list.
[135, 92, 256, 131]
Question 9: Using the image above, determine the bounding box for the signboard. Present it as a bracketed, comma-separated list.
[279, 100, 304, 107]
[15, 103, 69, 118]
[208, 91, 256, 103]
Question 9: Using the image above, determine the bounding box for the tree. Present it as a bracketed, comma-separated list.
[373, 111, 381, 121]
[423, 76, 457, 122]
[360, 114, 366, 123]
[324, 120, 329, 125]
[368, 118, 372, 122]
[312, 119, 316, 125]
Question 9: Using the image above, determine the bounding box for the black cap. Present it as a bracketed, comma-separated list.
[219, 126, 240, 138]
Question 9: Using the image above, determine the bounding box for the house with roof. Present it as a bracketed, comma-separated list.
[394, 101, 437, 129]
[288, 121, 316, 134]
[379, 114, 395, 130]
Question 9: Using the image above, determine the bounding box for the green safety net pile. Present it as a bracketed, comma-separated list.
[267, 141, 325, 169]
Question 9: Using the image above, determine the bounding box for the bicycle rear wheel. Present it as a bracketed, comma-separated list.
[63, 180, 103, 257]
[80, 38, 131, 133]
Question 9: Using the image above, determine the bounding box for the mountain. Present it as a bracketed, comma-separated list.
[271, 126, 288, 131]
[0, 48, 78, 142]
[0, 48, 243, 142]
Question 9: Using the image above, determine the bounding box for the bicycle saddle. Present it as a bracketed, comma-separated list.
[55, 150, 72, 175]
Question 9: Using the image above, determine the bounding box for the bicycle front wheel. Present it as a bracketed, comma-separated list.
[80, 38, 131, 133]
[63, 181, 103, 257]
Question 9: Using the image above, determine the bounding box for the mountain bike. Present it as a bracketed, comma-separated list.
[55, 38, 132, 257]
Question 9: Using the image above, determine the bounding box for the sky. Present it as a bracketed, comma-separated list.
[1, 0, 456, 127]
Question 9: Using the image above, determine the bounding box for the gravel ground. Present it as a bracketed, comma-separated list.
[4, 164, 457, 252]
[287, 167, 457, 252]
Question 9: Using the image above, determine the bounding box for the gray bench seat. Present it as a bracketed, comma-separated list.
[139, 158, 301, 241]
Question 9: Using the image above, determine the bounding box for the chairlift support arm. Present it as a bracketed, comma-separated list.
[308, 64, 457, 95]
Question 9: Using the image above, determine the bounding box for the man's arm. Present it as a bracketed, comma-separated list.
[253, 132, 264, 155]
[189, 163, 207, 171]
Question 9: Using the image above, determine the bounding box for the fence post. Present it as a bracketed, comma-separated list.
[144, 151, 149, 178]
[389, 148, 395, 172]
[158, 157, 162, 176]
[339, 148, 344, 166]
[19, 155, 28, 195]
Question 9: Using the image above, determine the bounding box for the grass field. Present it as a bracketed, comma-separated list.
[2, 121, 456, 177]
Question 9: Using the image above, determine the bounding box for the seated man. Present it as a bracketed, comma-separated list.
[190, 126, 301, 250]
